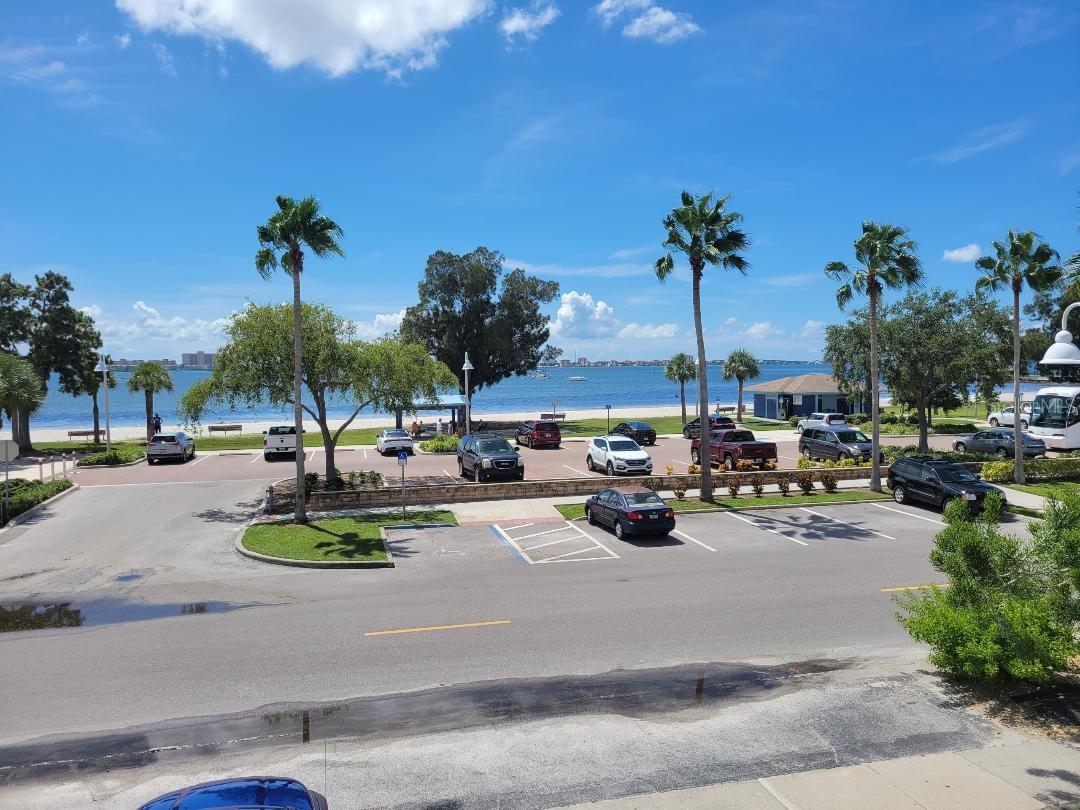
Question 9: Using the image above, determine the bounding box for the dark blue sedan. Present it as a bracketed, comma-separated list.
[585, 486, 676, 540]
[139, 777, 327, 809]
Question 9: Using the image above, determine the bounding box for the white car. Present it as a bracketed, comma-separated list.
[796, 412, 846, 433]
[586, 436, 652, 476]
[263, 425, 298, 460]
[147, 432, 195, 464]
[376, 429, 414, 455]
[988, 406, 1029, 430]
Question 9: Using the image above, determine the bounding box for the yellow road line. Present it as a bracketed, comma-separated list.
[881, 583, 951, 593]
[364, 619, 511, 637]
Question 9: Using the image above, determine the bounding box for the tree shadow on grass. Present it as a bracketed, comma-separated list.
[308, 524, 386, 560]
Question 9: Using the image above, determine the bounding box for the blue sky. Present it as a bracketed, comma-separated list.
[2, 0, 1078, 362]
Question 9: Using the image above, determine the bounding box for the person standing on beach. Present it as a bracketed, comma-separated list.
[152, 413, 162, 434]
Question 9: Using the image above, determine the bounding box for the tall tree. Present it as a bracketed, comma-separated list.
[0, 354, 44, 435]
[255, 195, 344, 524]
[65, 312, 111, 442]
[655, 192, 750, 502]
[975, 231, 1061, 484]
[823, 315, 871, 414]
[540, 345, 563, 365]
[179, 303, 456, 480]
[964, 294, 1012, 418]
[127, 362, 174, 440]
[664, 352, 696, 425]
[400, 248, 559, 396]
[721, 348, 760, 422]
[825, 222, 923, 491]
[0, 273, 31, 353]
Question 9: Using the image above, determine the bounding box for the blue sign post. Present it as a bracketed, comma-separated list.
[606, 404, 612, 435]
[397, 450, 408, 519]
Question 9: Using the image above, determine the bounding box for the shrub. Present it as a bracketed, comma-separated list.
[886, 445, 997, 463]
[880, 413, 899, 424]
[789, 416, 801, 427]
[847, 413, 868, 425]
[836, 456, 856, 468]
[904, 414, 920, 426]
[726, 475, 741, 498]
[775, 473, 791, 496]
[420, 434, 460, 453]
[1, 479, 74, 526]
[735, 459, 755, 472]
[794, 470, 815, 494]
[367, 470, 382, 489]
[980, 461, 1014, 483]
[820, 470, 838, 493]
[77, 446, 146, 466]
[763, 459, 777, 471]
[796, 455, 814, 470]
[666, 465, 686, 500]
[931, 422, 977, 435]
[749, 474, 765, 497]
[346, 470, 359, 488]
[687, 463, 701, 475]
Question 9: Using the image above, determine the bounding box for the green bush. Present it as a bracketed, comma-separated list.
[420, 434, 460, 453]
[980, 461, 1014, 483]
[847, 413, 868, 425]
[794, 470, 814, 494]
[1024, 457, 1080, 481]
[726, 474, 741, 498]
[880, 413, 899, 424]
[76, 446, 146, 466]
[2, 479, 74, 525]
[886, 445, 996, 463]
[931, 422, 977, 435]
[749, 473, 765, 497]
[789, 416, 801, 427]
[775, 473, 791, 496]
[820, 470, 838, 493]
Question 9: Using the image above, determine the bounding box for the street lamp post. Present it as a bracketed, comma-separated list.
[462, 353, 474, 435]
[94, 355, 112, 452]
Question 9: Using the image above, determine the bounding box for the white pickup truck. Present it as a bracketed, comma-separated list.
[263, 425, 298, 460]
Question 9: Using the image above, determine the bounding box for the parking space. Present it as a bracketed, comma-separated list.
[492, 520, 621, 564]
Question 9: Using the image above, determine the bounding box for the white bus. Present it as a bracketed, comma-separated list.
[1025, 385, 1080, 450]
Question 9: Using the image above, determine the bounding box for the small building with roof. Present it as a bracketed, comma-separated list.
[744, 373, 857, 421]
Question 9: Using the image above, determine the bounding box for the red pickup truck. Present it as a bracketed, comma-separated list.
[690, 429, 778, 470]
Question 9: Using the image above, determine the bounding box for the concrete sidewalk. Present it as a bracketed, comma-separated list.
[563, 737, 1080, 809]
[998, 485, 1048, 511]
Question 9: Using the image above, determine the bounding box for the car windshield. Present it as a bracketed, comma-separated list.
[937, 466, 979, 483]
[723, 431, 755, 442]
[629, 422, 650, 429]
[609, 440, 640, 451]
[268, 426, 295, 435]
[834, 431, 869, 443]
[477, 439, 513, 452]
[623, 492, 664, 506]
[1031, 394, 1080, 429]
[150, 434, 177, 442]
[535, 422, 559, 430]
[386, 430, 409, 438]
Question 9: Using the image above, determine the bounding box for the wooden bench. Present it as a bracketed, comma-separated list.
[715, 406, 736, 415]
[208, 424, 243, 436]
[540, 412, 566, 421]
[67, 429, 103, 442]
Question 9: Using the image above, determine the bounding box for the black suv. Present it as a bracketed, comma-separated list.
[609, 421, 657, 445]
[457, 434, 524, 482]
[799, 425, 884, 463]
[887, 457, 1005, 512]
[682, 415, 735, 439]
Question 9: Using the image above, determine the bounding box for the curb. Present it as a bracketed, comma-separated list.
[76, 457, 146, 469]
[564, 494, 893, 520]
[234, 531, 395, 569]
[0, 483, 80, 535]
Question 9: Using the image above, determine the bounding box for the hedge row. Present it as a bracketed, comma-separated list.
[981, 457, 1080, 484]
[1, 479, 74, 526]
[885, 445, 998, 463]
[76, 446, 146, 466]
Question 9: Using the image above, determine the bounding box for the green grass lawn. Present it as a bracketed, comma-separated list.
[241, 509, 457, 562]
[33, 425, 389, 454]
[554, 489, 888, 519]
[1009, 481, 1080, 500]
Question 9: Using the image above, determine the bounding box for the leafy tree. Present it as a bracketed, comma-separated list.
[825, 222, 923, 491]
[400, 247, 559, 397]
[823, 314, 871, 414]
[655, 192, 750, 502]
[540, 345, 563, 365]
[975, 232, 1061, 484]
[127, 362, 174, 440]
[179, 303, 456, 481]
[720, 348, 760, 421]
[964, 295, 1012, 418]
[0, 273, 31, 353]
[255, 195, 345, 524]
[0, 354, 44, 434]
[897, 492, 1080, 684]
[664, 352, 696, 425]
[64, 312, 114, 442]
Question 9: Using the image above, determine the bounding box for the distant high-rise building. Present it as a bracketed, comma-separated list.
[182, 351, 216, 368]
[577, 357, 588, 366]
[559, 358, 571, 367]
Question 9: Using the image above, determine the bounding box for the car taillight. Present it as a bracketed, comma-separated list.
[626, 511, 642, 520]
[263, 438, 267, 446]
[665, 510, 674, 519]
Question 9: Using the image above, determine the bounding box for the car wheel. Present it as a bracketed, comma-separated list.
[954, 442, 966, 453]
[691, 448, 700, 464]
[614, 520, 625, 540]
[586, 455, 594, 471]
[586, 506, 596, 525]
[474, 466, 481, 482]
[801, 446, 811, 457]
[1020, 420, 1029, 430]
[458, 459, 466, 477]
[263, 453, 270, 460]
[893, 485, 906, 504]
[683, 429, 691, 439]
[796, 425, 803, 433]
[989, 418, 999, 427]
[147, 457, 156, 465]
[606, 462, 615, 476]
[997, 447, 1009, 459]
[723, 456, 734, 471]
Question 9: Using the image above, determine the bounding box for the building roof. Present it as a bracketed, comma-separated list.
[744, 373, 842, 395]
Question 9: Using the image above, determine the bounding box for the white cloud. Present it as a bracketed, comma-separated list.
[133, 300, 161, 319]
[762, 272, 818, 288]
[508, 258, 650, 278]
[549, 291, 619, 339]
[500, 1, 560, 43]
[351, 308, 405, 339]
[115, 33, 132, 48]
[97, 300, 230, 348]
[152, 42, 177, 76]
[116, 0, 490, 78]
[79, 304, 104, 318]
[618, 321, 678, 339]
[799, 319, 825, 339]
[593, 0, 700, 43]
[941, 242, 982, 263]
[609, 245, 653, 260]
[0, 46, 66, 82]
[919, 120, 1028, 163]
[76, 33, 91, 45]
[743, 321, 782, 339]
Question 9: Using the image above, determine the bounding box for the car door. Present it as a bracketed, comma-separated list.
[463, 437, 476, 472]
[594, 438, 609, 468]
[602, 490, 621, 525]
[910, 464, 939, 504]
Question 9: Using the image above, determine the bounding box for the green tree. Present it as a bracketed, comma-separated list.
[400, 247, 559, 397]
[255, 195, 345, 524]
[964, 294, 1012, 419]
[65, 312, 114, 442]
[825, 222, 923, 491]
[720, 348, 760, 422]
[0, 273, 32, 353]
[179, 303, 456, 482]
[664, 352, 696, 425]
[540, 345, 563, 365]
[0, 353, 44, 435]
[655, 192, 750, 502]
[126, 362, 174, 440]
[823, 314, 871, 414]
[975, 231, 1061, 484]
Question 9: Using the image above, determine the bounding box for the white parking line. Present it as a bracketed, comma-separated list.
[798, 507, 896, 540]
[570, 522, 621, 559]
[189, 455, 209, 466]
[363, 449, 368, 459]
[249, 454, 261, 464]
[724, 511, 809, 546]
[522, 535, 581, 552]
[514, 526, 573, 541]
[442, 469, 458, 482]
[670, 459, 690, 466]
[506, 522, 535, 530]
[563, 464, 594, 477]
[542, 545, 609, 562]
[871, 503, 946, 526]
[490, 523, 533, 565]
[672, 528, 716, 552]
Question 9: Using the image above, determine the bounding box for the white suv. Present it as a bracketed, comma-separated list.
[796, 412, 846, 433]
[586, 436, 652, 476]
[988, 406, 1029, 430]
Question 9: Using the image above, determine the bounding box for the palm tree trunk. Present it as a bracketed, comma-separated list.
[15, 409, 31, 453]
[736, 378, 744, 422]
[91, 391, 100, 443]
[144, 389, 153, 440]
[869, 283, 881, 492]
[1013, 280, 1024, 485]
[292, 255, 307, 523]
[679, 381, 686, 426]
[692, 265, 712, 501]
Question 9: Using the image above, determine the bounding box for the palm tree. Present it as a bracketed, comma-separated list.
[721, 348, 760, 422]
[127, 362, 174, 440]
[664, 353, 696, 425]
[975, 231, 1061, 485]
[825, 222, 923, 492]
[656, 192, 750, 501]
[256, 196, 344, 524]
[0, 353, 44, 437]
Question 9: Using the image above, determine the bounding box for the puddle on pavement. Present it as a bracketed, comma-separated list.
[114, 573, 144, 582]
[0, 659, 848, 782]
[0, 600, 250, 634]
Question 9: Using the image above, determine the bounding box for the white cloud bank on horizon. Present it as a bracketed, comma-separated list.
[115, 0, 490, 77]
[351, 308, 405, 339]
[548, 290, 677, 342]
[500, 1, 560, 43]
[941, 242, 981, 263]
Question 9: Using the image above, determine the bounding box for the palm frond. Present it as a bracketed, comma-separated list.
[835, 283, 854, 310]
[255, 247, 279, 280]
[654, 254, 675, 283]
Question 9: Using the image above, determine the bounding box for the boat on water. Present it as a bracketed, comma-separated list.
[528, 371, 550, 380]
[569, 375, 588, 381]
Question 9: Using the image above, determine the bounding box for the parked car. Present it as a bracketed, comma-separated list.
[988, 405, 1030, 430]
[515, 419, 562, 448]
[584, 486, 676, 540]
[138, 776, 327, 810]
[376, 428, 414, 455]
[953, 429, 1045, 458]
[147, 432, 195, 464]
[586, 436, 653, 475]
[682, 415, 736, 439]
[795, 412, 846, 433]
[609, 421, 657, 445]
[690, 429, 777, 470]
[262, 424, 298, 460]
[886, 457, 1006, 513]
[799, 426, 885, 463]
[458, 433, 524, 481]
